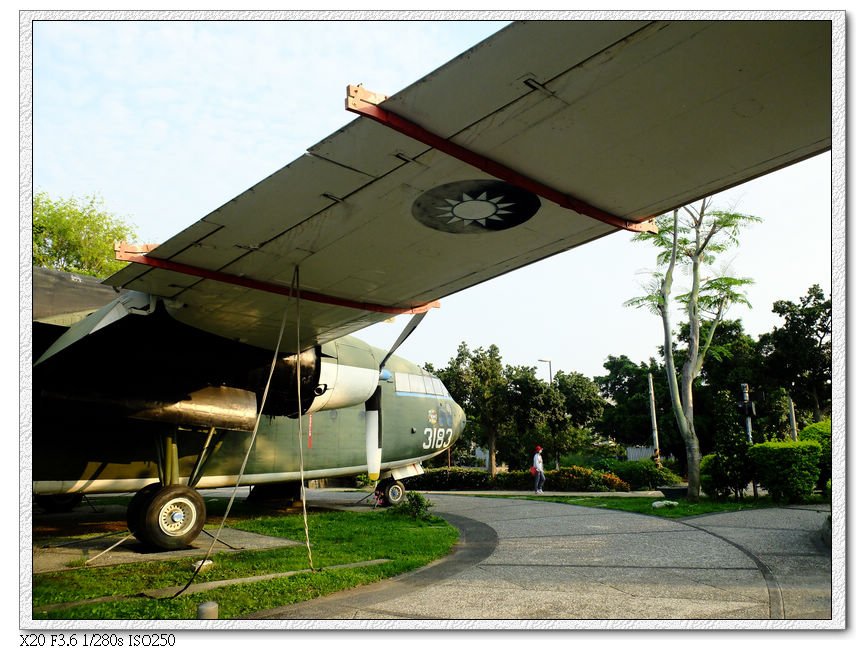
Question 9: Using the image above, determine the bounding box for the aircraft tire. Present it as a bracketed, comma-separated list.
[139, 485, 206, 550]
[127, 483, 162, 537]
[382, 480, 406, 507]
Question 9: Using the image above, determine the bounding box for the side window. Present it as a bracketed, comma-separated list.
[394, 372, 411, 392]
[408, 373, 426, 394]
[394, 371, 451, 397]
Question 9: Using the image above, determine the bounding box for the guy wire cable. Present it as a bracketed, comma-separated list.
[170, 296, 292, 599]
[293, 265, 316, 571]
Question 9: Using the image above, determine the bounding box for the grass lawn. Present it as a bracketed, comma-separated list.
[32, 506, 458, 620]
[517, 494, 829, 518]
[32, 490, 829, 620]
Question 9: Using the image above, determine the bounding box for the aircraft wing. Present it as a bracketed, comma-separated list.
[105, 19, 831, 353]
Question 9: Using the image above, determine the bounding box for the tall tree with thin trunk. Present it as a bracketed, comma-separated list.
[626, 198, 760, 499]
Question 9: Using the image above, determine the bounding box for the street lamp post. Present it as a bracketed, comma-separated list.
[538, 358, 555, 468]
[538, 359, 552, 383]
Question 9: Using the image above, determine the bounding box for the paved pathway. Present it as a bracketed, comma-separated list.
[251, 490, 835, 626]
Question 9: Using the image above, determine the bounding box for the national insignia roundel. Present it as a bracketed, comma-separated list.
[411, 180, 541, 234]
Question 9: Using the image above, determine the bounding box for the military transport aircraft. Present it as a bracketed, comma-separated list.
[31, 20, 832, 550]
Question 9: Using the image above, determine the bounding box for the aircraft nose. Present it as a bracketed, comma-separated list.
[453, 401, 466, 439]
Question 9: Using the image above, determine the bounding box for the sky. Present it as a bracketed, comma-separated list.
[29, 17, 835, 382]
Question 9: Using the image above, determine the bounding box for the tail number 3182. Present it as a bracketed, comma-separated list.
[422, 427, 453, 450]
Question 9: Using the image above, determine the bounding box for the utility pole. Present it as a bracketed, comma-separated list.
[788, 391, 799, 441]
[741, 383, 753, 444]
[741, 383, 757, 499]
[648, 372, 661, 467]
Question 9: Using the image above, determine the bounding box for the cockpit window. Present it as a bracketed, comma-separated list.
[394, 371, 451, 398]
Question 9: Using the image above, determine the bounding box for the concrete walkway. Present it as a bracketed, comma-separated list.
[251, 490, 835, 627]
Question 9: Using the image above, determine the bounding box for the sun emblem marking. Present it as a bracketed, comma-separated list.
[436, 192, 516, 227]
[411, 180, 541, 234]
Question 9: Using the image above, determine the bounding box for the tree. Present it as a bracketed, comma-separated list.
[594, 355, 680, 463]
[553, 370, 605, 430]
[760, 285, 831, 421]
[434, 346, 595, 473]
[496, 365, 573, 470]
[678, 319, 758, 396]
[627, 198, 761, 499]
[33, 191, 138, 278]
[435, 343, 511, 476]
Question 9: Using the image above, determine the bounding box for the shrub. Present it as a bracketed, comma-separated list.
[597, 458, 682, 490]
[748, 440, 822, 503]
[700, 453, 726, 499]
[492, 470, 532, 490]
[699, 446, 754, 500]
[799, 419, 831, 488]
[404, 465, 630, 492]
[389, 491, 434, 520]
[404, 467, 492, 491]
[544, 466, 630, 492]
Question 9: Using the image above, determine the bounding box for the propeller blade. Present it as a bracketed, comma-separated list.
[379, 312, 428, 371]
[365, 387, 383, 480]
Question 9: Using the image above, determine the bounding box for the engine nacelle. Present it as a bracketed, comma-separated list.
[307, 337, 380, 414]
[246, 335, 380, 418]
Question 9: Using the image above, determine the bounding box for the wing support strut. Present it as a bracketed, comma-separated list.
[346, 84, 657, 234]
[114, 243, 439, 315]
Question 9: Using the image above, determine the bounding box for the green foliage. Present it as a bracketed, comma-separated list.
[760, 285, 831, 420]
[799, 419, 831, 487]
[406, 467, 493, 490]
[33, 191, 138, 278]
[701, 391, 755, 498]
[406, 466, 629, 492]
[496, 364, 569, 470]
[594, 458, 682, 490]
[699, 454, 724, 498]
[389, 491, 434, 520]
[628, 199, 762, 499]
[553, 371, 606, 429]
[535, 495, 788, 519]
[747, 440, 822, 503]
[33, 509, 458, 619]
[433, 343, 607, 474]
[546, 466, 629, 492]
[594, 355, 679, 455]
[433, 343, 510, 474]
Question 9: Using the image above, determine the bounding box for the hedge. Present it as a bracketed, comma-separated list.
[594, 458, 682, 490]
[699, 453, 726, 499]
[404, 466, 630, 492]
[699, 450, 754, 499]
[799, 419, 831, 489]
[747, 440, 822, 503]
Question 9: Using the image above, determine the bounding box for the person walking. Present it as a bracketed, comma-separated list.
[532, 445, 545, 494]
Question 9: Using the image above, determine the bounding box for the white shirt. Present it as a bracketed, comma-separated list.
[533, 452, 544, 472]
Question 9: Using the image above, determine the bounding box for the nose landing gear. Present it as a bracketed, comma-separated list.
[375, 478, 406, 507]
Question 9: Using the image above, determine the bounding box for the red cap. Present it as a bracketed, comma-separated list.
[535, 445, 543, 452]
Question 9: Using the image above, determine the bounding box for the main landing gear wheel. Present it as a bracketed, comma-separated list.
[377, 479, 406, 507]
[128, 485, 206, 550]
[126, 483, 161, 537]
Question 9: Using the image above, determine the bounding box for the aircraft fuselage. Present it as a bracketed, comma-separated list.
[32, 341, 465, 495]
